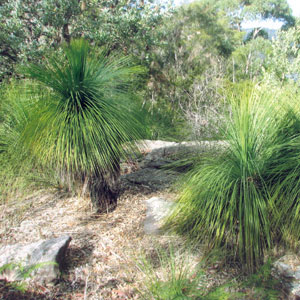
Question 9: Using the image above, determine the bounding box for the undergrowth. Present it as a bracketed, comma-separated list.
[136, 243, 205, 299]
[204, 259, 282, 300]
[0, 261, 57, 293]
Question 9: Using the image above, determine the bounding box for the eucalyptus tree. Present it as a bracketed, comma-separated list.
[229, 37, 272, 81]
[22, 39, 144, 212]
[266, 20, 300, 82]
[143, 1, 240, 139]
[0, 0, 167, 80]
[209, 0, 295, 30]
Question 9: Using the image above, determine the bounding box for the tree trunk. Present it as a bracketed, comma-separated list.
[62, 23, 71, 44]
[88, 165, 120, 213]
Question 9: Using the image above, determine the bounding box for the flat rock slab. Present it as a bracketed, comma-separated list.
[140, 140, 226, 168]
[123, 140, 227, 191]
[138, 140, 178, 152]
[0, 235, 71, 284]
[144, 197, 175, 234]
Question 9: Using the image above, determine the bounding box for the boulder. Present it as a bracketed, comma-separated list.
[144, 197, 175, 234]
[123, 140, 205, 190]
[0, 235, 71, 284]
[123, 139, 226, 192]
[273, 254, 300, 299]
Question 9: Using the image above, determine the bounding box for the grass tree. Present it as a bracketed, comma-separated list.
[21, 39, 144, 212]
[166, 83, 300, 271]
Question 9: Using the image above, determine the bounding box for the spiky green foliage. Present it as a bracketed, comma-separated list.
[0, 81, 58, 203]
[136, 244, 205, 299]
[0, 40, 145, 209]
[0, 81, 33, 155]
[166, 83, 300, 271]
[0, 82, 30, 203]
[22, 39, 144, 178]
[269, 96, 300, 246]
[0, 261, 58, 282]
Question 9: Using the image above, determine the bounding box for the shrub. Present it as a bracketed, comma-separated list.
[8, 39, 145, 211]
[166, 83, 300, 271]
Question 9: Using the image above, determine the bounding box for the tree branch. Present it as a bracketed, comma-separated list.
[0, 49, 17, 62]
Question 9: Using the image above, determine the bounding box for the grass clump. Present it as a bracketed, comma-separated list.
[136, 244, 205, 299]
[166, 83, 300, 272]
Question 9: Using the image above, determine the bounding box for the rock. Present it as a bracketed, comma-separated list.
[122, 140, 226, 191]
[122, 168, 179, 190]
[273, 254, 300, 299]
[143, 158, 172, 169]
[144, 197, 175, 234]
[0, 235, 71, 284]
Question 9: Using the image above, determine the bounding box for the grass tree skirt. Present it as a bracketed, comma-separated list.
[88, 169, 120, 213]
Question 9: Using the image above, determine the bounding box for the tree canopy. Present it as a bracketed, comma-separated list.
[0, 0, 167, 80]
[207, 0, 295, 30]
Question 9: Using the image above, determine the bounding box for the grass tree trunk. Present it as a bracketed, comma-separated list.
[88, 165, 120, 213]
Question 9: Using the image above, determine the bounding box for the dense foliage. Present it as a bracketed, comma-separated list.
[210, 0, 295, 29]
[0, 0, 167, 80]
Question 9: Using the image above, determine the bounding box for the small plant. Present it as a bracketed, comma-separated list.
[242, 259, 281, 299]
[0, 261, 57, 292]
[136, 243, 205, 299]
[204, 260, 281, 300]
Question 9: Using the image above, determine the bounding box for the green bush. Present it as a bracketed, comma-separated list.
[1, 39, 145, 211]
[166, 83, 300, 271]
[204, 259, 281, 299]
